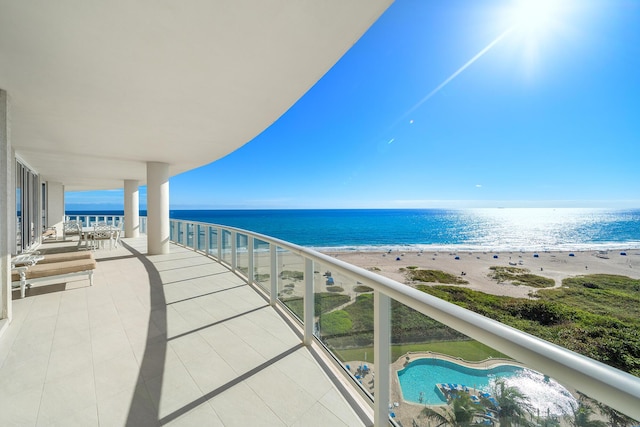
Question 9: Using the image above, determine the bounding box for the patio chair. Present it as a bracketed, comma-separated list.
[91, 223, 114, 250]
[112, 221, 124, 248]
[63, 220, 82, 241]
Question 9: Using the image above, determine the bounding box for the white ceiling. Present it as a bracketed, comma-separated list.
[1, 0, 392, 191]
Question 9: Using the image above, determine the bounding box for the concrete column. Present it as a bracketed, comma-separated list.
[146, 162, 169, 255]
[124, 180, 139, 238]
[0, 89, 13, 328]
[46, 181, 64, 237]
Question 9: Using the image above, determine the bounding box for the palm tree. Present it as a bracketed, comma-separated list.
[565, 401, 607, 427]
[577, 392, 638, 427]
[483, 379, 533, 427]
[420, 393, 484, 427]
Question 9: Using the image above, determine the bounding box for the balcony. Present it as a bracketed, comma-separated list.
[2, 216, 639, 426]
[1, 236, 370, 426]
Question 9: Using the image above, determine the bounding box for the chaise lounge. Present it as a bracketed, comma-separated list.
[38, 251, 94, 264]
[11, 254, 97, 298]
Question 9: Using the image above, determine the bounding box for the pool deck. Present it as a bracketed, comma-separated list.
[389, 352, 526, 426]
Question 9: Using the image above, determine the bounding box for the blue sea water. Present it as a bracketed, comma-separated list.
[67, 208, 640, 252]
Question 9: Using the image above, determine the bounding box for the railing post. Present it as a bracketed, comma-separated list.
[204, 225, 210, 255]
[304, 258, 314, 345]
[270, 244, 277, 306]
[247, 236, 254, 285]
[231, 231, 237, 271]
[374, 291, 391, 427]
[217, 227, 222, 261]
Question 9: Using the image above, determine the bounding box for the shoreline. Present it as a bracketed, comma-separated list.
[310, 243, 640, 253]
[318, 248, 640, 298]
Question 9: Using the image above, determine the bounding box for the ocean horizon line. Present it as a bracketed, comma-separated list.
[66, 206, 640, 213]
[66, 208, 640, 251]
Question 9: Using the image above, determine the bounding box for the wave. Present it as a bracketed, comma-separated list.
[309, 241, 640, 253]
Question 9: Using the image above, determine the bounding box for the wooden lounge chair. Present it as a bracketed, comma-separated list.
[11, 257, 97, 298]
[39, 251, 94, 264]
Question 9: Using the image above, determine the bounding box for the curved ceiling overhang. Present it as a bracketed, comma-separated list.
[1, 0, 392, 191]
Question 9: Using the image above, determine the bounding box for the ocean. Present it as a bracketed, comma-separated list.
[66, 208, 640, 252]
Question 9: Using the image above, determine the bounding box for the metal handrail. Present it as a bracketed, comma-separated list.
[159, 217, 640, 423]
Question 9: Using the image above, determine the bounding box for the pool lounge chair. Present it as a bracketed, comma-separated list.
[11, 257, 96, 298]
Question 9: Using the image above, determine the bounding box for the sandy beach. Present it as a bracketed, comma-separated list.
[320, 248, 640, 298]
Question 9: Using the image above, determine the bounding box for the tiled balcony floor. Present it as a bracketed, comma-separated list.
[0, 237, 370, 426]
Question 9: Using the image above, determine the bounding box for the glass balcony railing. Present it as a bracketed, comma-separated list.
[145, 217, 640, 426]
[65, 214, 125, 227]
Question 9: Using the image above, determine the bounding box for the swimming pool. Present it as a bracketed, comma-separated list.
[397, 357, 577, 413]
[397, 358, 522, 405]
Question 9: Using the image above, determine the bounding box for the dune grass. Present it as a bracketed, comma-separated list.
[405, 269, 468, 284]
[488, 266, 554, 288]
[419, 274, 640, 376]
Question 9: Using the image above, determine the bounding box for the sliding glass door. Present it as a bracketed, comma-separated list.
[15, 160, 41, 253]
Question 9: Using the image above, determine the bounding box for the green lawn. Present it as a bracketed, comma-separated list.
[333, 340, 507, 364]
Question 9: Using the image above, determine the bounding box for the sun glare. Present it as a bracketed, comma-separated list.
[507, 0, 567, 37]
[498, 0, 578, 77]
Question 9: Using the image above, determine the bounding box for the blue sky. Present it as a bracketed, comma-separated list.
[66, 0, 640, 211]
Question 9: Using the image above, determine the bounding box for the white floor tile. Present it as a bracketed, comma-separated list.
[0, 237, 367, 427]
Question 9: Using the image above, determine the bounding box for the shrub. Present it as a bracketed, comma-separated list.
[320, 310, 353, 336]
